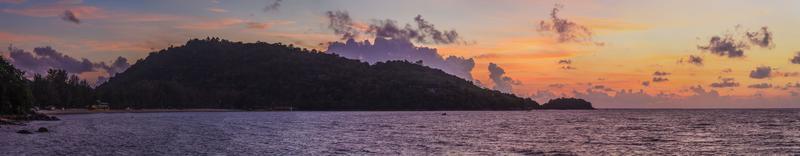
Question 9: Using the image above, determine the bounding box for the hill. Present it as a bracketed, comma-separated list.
[96, 38, 541, 110]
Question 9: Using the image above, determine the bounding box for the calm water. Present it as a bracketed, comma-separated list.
[2, 110, 800, 155]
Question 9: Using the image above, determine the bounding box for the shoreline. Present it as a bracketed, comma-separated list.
[37, 109, 243, 115]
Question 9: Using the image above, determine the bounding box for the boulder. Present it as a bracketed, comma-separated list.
[16, 130, 32, 134]
[37, 127, 49, 132]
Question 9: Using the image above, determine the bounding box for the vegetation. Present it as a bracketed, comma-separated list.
[30, 69, 95, 109]
[96, 38, 541, 110]
[0, 56, 34, 114]
[541, 98, 595, 110]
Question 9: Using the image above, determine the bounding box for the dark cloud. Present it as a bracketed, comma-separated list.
[678, 55, 703, 66]
[325, 10, 360, 40]
[95, 56, 130, 75]
[591, 85, 615, 92]
[783, 72, 799, 77]
[538, 4, 594, 43]
[749, 66, 772, 79]
[745, 27, 773, 48]
[710, 77, 740, 88]
[792, 52, 800, 64]
[697, 35, 746, 58]
[652, 77, 669, 83]
[558, 59, 575, 70]
[653, 71, 670, 76]
[698, 25, 774, 58]
[722, 68, 733, 73]
[747, 83, 773, 89]
[262, 0, 282, 12]
[8, 46, 94, 75]
[324, 11, 464, 45]
[642, 81, 650, 87]
[413, 15, 460, 44]
[777, 82, 800, 90]
[367, 15, 462, 44]
[326, 38, 475, 81]
[7, 46, 130, 81]
[61, 10, 80, 24]
[488, 63, 520, 93]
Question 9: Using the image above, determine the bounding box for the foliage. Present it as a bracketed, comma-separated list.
[30, 69, 95, 109]
[96, 38, 541, 110]
[0, 56, 33, 114]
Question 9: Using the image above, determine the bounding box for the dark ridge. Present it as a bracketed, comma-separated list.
[96, 37, 541, 110]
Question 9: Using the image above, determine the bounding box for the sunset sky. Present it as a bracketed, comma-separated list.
[2, 0, 799, 108]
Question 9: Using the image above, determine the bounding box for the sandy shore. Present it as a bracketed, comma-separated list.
[37, 109, 242, 115]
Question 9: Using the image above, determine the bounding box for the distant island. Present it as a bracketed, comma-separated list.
[2, 38, 595, 117]
[541, 98, 595, 110]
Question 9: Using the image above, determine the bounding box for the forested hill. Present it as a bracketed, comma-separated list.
[96, 38, 540, 110]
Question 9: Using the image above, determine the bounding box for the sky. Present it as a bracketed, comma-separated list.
[1, 0, 799, 108]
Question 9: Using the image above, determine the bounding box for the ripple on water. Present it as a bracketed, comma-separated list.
[1, 110, 800, 155]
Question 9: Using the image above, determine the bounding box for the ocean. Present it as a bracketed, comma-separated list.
[2, 110, 799, 155]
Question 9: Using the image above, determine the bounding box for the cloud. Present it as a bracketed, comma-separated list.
[698, 25, 775, 58]
[561, 65, 576, 70]
[678, 55, 703, 66]
[176, 18, 284, 30]
[245, 22, 271, 29]
[710, 77, 739, 88]
[548, 83, 567, 88]
[745, 26, 774, 48]
[749, 66, 772, 79]
[697, 35, 746, 58]
[652, 77, 669, 83]
[262, 0, 282, 12]
[557, 59, 572, 64]
[488, 63, 520, 93]
[61, 10, 80, 24]
[325, 10, 360, 40]
[747, 83, 773, 89]
[642, 81, 650, 87]
[722, 68, 733, 73]
[557, 59, 575, 70]
[537, 3, 595, 44]
[94, 56, 130, 75]
[792, 52, 800, 64]
[324, 11, 463, 45]
[0, 0, 26, 4]
[411, 15, 460, 44]
[326, 37, 475, 81]
[6, 46, 129, 81]
[653, 71, 670, 76]
[207, 8, 228, 13]
[8, 46, 94, 75]
[367, 15, 463, 44]
[591, 85, 615, 92]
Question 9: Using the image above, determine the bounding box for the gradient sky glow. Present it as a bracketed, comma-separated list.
[2, 0, 799, 108]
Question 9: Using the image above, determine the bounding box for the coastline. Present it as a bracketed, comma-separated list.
[37, 109, 242, 115]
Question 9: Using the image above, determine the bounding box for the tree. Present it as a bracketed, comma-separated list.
[0, 56, 33, 114]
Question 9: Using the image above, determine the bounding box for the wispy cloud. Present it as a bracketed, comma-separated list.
[206, 8, 228, 13]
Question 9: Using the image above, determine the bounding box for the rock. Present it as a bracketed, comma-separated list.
[37, 127, 49, 132]
[16, 130, 32, 134]
[441, 113, 447, 116]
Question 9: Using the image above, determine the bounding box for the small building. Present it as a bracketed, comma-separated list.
[89, 100, 111, 110]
